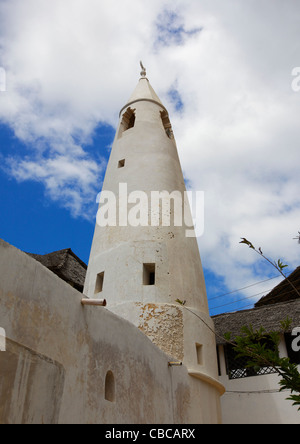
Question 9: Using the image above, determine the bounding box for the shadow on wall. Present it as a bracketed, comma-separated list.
[0, 338, 65, 424]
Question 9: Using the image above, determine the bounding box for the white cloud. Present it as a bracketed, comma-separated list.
[0, 0, 300, 294]
[156, 1, 300, 294]
[7, 153, 104, 218]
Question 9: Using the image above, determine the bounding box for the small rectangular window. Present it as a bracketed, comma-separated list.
[118, 159, 125, 168]
[143, 263, 156, 286]
[95, 272, 104, 294]
[196, 343, 203, 365]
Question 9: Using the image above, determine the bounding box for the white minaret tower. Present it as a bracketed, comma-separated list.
[84, 64, 223, 421]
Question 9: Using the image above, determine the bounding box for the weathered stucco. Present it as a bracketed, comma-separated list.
[137, 303, 184, 361]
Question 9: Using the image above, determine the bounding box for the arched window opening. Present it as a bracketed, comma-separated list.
[105, 370, 115, 402]
[119, 107, 136, 138]
[160, 110, 174, 139]
[128, 111, 136, 129]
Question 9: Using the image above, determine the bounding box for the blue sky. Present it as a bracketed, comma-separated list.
[0, 0, 300, 315]
[0, 122, 98, 262]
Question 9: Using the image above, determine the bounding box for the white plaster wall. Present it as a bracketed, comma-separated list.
[0, 239, 222, 424]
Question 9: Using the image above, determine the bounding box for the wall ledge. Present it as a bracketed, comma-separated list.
[188, 369, 226, 396]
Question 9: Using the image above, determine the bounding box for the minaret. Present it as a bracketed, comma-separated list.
[84, 64, 223, 413]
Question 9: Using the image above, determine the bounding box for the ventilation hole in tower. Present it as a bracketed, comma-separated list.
[118, 159, 125, 169]
[160, 110, 174, 139]
[95, 272, 104, 294]
[196, 343, 203, 365]
[128, 112, 135, 129]
[105, 370, 115, 402]
[143, 263, 156, 286]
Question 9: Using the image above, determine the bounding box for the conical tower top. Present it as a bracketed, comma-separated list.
[120, 62, 166, 116]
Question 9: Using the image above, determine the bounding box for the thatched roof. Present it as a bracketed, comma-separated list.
[27, 249, 87, 293]
[213, 299, 300, 345]
[255, 266, 300, 307]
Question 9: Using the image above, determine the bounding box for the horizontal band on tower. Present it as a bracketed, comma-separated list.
[119, 98, 168, 117]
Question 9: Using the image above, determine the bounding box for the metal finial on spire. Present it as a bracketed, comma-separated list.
[140, 61, 146, 78]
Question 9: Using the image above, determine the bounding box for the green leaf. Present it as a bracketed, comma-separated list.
[277, 259, 288, 270]
[175, 299, 186, 306]
[280, 317, 292, 332]
[224, 332, 232, 342]
[240, 238, 255, 250]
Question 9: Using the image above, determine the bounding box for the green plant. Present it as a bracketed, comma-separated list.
[176, 236, 300, 410]
[238, 237, 300, 409]
[225, 319, 300, 410]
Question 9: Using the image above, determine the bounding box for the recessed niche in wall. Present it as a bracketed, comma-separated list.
[143, 263, 156, 286]
[105, 370, 115, 402]
[196, 343, 203, 365]
[95, 272, 104, 294]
